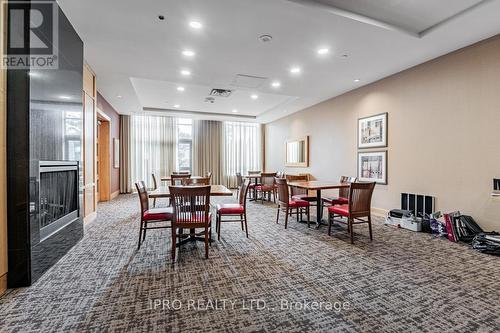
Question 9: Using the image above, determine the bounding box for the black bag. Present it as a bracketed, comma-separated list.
[472, 233, 500, 255]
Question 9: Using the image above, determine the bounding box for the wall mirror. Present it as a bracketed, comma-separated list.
[285, 136, 309, 167]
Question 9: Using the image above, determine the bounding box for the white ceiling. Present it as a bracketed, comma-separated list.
[56, 0, 500, 123]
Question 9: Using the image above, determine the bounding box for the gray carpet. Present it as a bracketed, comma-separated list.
[1, 194, 499, 332]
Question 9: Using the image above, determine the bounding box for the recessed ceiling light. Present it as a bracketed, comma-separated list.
[174, 104, 180, 108]
[59, 95, 71, 100]
[354, 79, 360, 82]
[271, 81, 281, 88]
[177, 86, 185, 92]
[189, 21, 203, 29]
[290, 67, 301, 74]
[258, 34, 273, 42]
[251, 94, 259, 100]
[317, 48, 329, 55]
[342, 54, 349, 58]
[232, 109, 238, 113]
[117, 95, 123, 98]
[182, 50, 195, 57]
[180, 69, 191, 76]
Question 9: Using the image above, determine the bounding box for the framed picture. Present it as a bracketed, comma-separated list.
[113, 138, 120, 169]
[358, 151, 387, 184]
[358, 113, 388, 149]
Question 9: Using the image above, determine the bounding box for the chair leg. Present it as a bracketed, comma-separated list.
[273, 190, 276, 203]
[328, 212, 332, 236]
[216, 213, 219, 233]
[276, 205, 280, 224]
[307, 206, 310, 228]
[171, 227, 176, 261]
[285, 207, 289, 229]
[349, 218, 354, 244]
[205, 227, 209, 259]
[218, 216, 222, 241]
[244, 213, 249, 238]
[368, 215, 373, 241]
[142, 226, 147, 242]
[137, 220, 143, 250]
[153, 198, 156, 207]
[240, 214, 244, 230]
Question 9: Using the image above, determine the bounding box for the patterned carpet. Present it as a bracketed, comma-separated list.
[1, 194, 499, 332]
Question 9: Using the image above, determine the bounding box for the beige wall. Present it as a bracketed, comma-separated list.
[265, 35, 500, 231]
[1, 1, 8, 294]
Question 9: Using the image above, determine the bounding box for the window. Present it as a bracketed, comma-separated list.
[176, 118, 192, 172]
[64, 111, 82, 161]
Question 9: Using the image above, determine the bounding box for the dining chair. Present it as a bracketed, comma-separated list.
[328, 182, 376, 244]
[275, 178, 310, 228]
[151, 173, 158, 207]
[256, 172, 277, 203]
[135, 181, 172, 250]
[247, 170, 261, 199]
[182, 177, 210, 186]
[171, 174, 191, 185]
[169, 185, 212, 260]
[205, 171, 212, 183]
[235, 172, 243, 197]
[173, 171, 190, 175]
[286, 174, 317, 204]
[323, 176, 357, 207]
[216, 179, 250, 240]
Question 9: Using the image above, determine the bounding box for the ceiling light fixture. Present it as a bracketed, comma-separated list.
[59, 95, 71, 100]
[317, 48, 329, 55]
[182, 50, 195, 57]
[271, 81, 281, 88]
[180, 69, 191, 76]
[251, 94, 258, 100]
[354, 79, 360, 82]
[258, 34, 273, 42]
[189, 21, 203, 29]
[117, 95, 123, 98]
[177, 86, 185, 92]
[232, 109, 238, 113]
[174, 104, 180, 108]
[290, 67, 301, 74]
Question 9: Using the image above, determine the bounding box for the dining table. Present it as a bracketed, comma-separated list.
[149, 184, 233, 247]
[160, 175, 205, 183]
[287, 181, 350, 228]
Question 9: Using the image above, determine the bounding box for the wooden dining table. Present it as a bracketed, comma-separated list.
[160, 175, 205, 183]
[287, 181, 350, 228]
[149, 184, 233, 198]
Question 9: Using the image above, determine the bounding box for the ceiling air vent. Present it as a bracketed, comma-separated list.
[209, 88, 232, 97]
[204, 97, 215, 104]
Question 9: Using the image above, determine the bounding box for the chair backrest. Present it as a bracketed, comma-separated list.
[183, 177, 210, 186]
[248, 170, 261, 175]
[171, 174, 191, 185]
[205, 171, 212, 178]
[135, 181, 149, 214]
[173, 171, 190, 175]
[348, 182, 376, 216]
[169, 185, 211, 226]
[238, 179, 250, 207]
[151, 174, 158, 190]
[275, 178, 290, 206]
[261, 172, 277, 187]
[339, 176, 357, 199]
[286, 174, 308, 196]
[235, 172, 243, 187]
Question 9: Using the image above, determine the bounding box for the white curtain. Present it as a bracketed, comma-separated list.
[223, 122, 263, 188]
[192, 120, 223, 185]
[131, 115, 177, 189]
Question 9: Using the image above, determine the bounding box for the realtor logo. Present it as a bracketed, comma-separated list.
[1, 1, 58, 69]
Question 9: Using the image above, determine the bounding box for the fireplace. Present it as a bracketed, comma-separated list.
[39, 161, 79, 242]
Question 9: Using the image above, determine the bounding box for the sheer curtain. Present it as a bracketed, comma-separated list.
[130, 115, 177, 189]
[192, 120, 223, 185]
[223, 122, 263, 188]
[119, 115, 132, 193]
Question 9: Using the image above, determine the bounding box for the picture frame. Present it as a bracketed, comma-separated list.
[358, 151, 387, 185]
[358, 112, 388, 149]
[113, 138, 120, 169]
[285, 136, 309, 167]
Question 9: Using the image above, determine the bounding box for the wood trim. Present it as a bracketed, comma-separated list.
[83, 211, 97, 224]
[110, 190, 120, 200]
[0, 273, 6, 296]
[83, 64, 97, 217]
[97, 120, 111, 201]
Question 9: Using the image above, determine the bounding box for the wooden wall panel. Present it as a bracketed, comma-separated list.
[0, 1, 8, 295]
[83, 64, 97, 221]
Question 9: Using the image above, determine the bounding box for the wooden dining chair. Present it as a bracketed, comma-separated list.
[256, 172, 277, 203]
[323, 176, 357, 207]
[235, 172, 243, 197]
[169, 185, 212, 260]
[216, 179, 250, 240]
[328, 182, 376, 244]
[275, 178, 310, 228]
[171, 174, 191, 185]
[135, 181, 172, 250]
[287, 174, 317, 204]
[247, 170, 261, 199]
[182, 177, 210, 186]
[205, 171, 212, 183]
[151, 173, 158, 207]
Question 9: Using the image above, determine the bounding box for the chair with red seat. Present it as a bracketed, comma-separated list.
[328, 182, 376, 244]
[216, 179, 250, 240]
[169, 185, 212, 260]
[135, 181, 173, 250]
[287, 174, 317, 204]
[247, 170, 261, 199]
[256, 172, 277, 203]
[275, 178, 310, 228]
[323, 176, 357, 207]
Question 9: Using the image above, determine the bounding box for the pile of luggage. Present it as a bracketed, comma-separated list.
[472, 233, 500, 255]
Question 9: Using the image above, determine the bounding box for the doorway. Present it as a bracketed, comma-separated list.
[97, 110, 111, 202]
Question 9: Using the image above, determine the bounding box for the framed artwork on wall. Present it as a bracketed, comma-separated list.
[358, 151, 387, 184]
[113, 138, 120, 169]
[358, 113, 388, 149]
